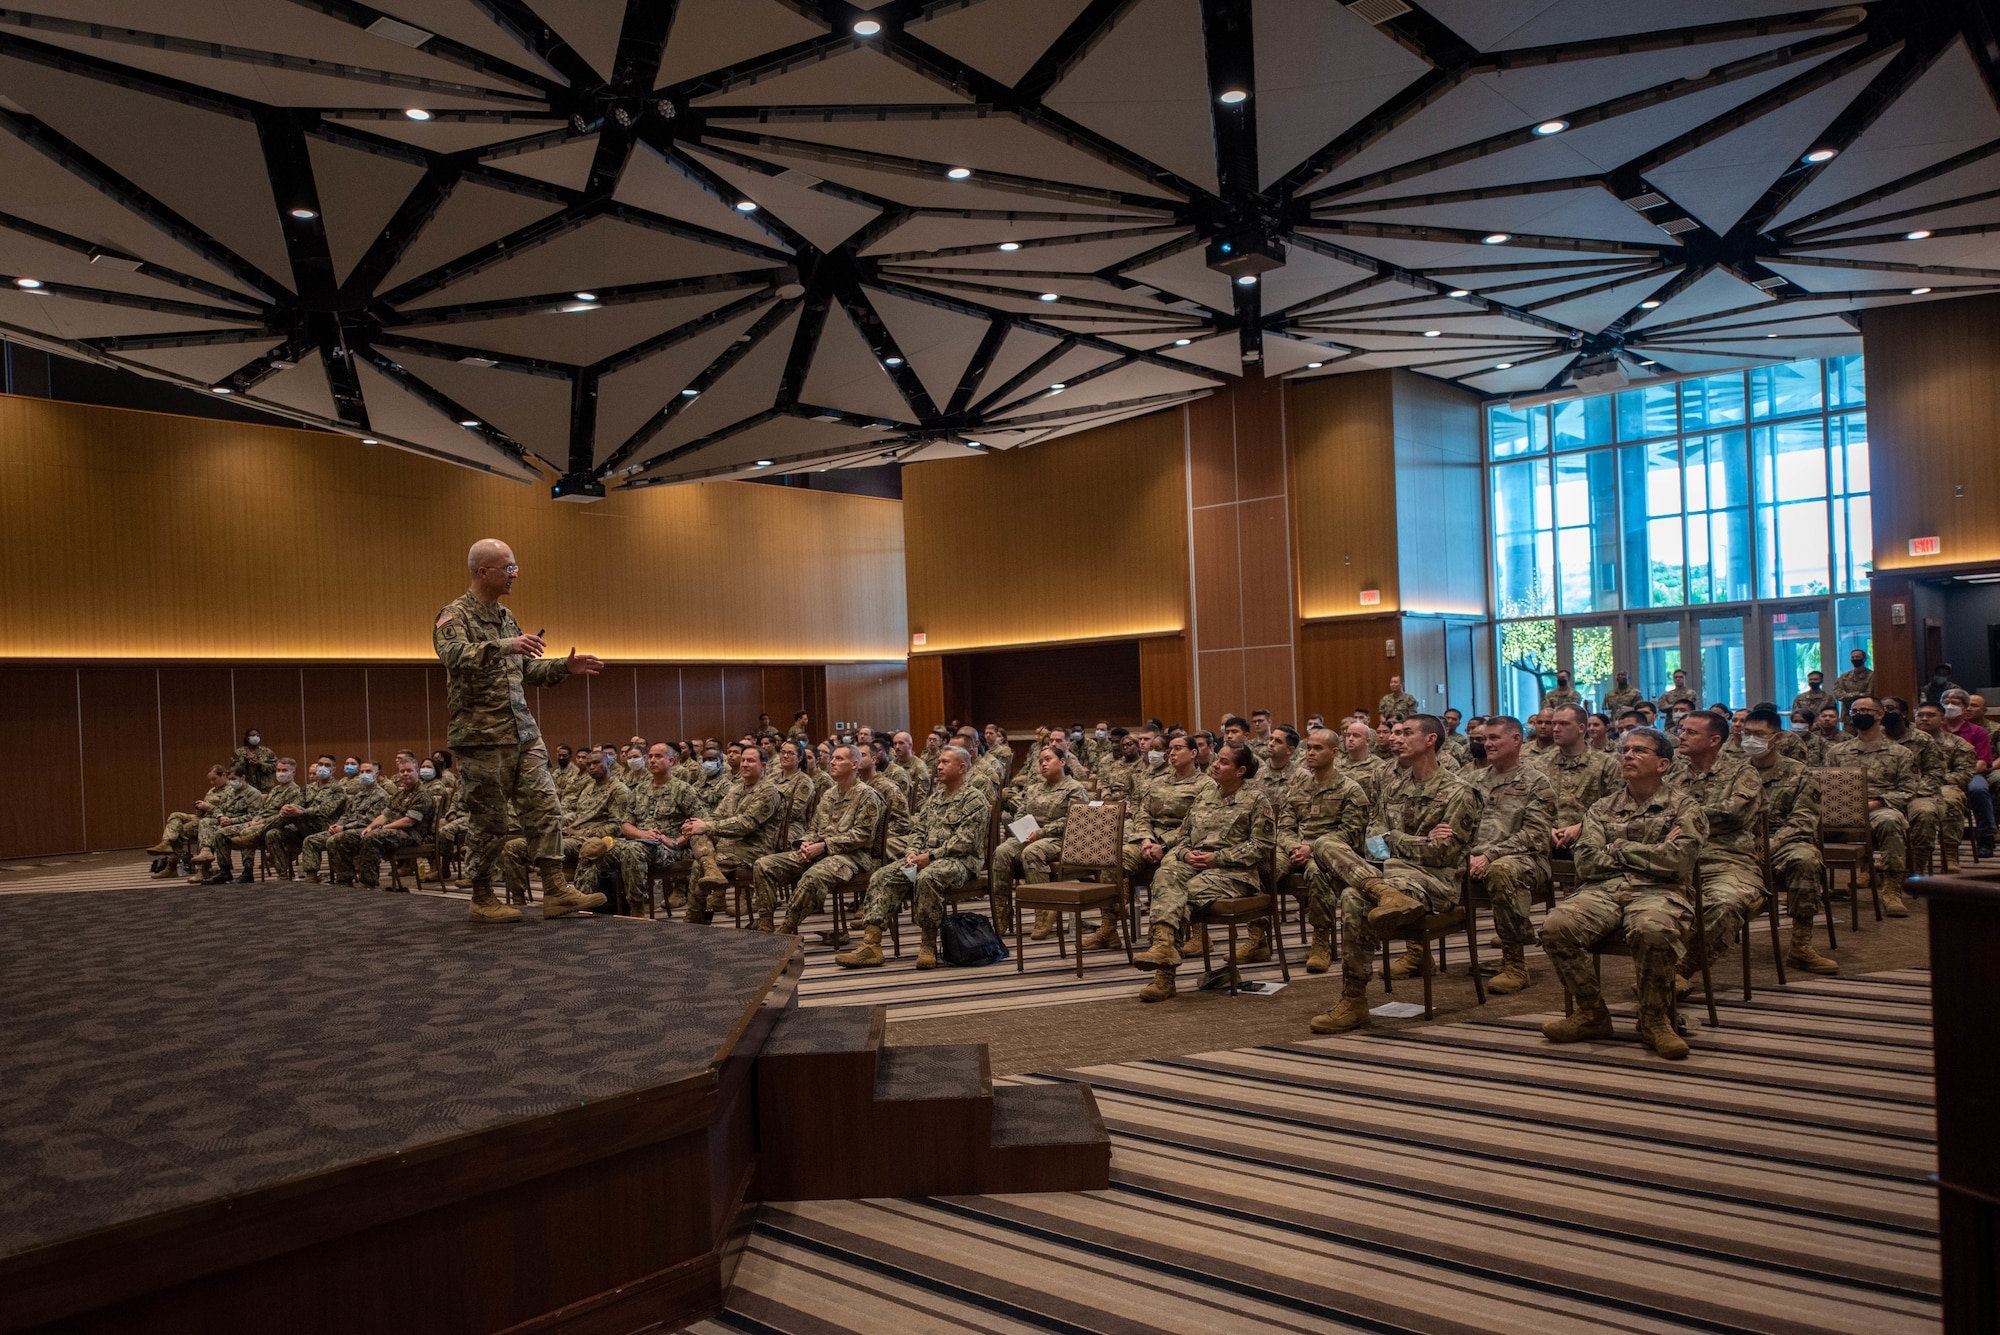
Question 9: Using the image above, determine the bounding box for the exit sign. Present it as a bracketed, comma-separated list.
[1359, 588, 1380, 605]
[1909, 536, 1941, 556]
[910, 632, 927, 646]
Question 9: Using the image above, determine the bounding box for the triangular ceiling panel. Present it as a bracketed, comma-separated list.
[593, 303, 771, 463]
[1422, 0, 1848, 54]
[246, 354, 340, 422]
[397, 351, 573, 458]
[906, 0, 1093, 88]
[640, 308, 802, 457]
[370, 0, 566, 79]
[1043, 0, 1218, 193]
[864, 287, 993, 409]
[1531, 267, 1682, 334]
[1320, 186, 1683, 249]
[697, 47, 971, 107]
[657, 0, 828, 88]
[645, 415, 891, 482]
[324, 116, 569, 154]
[1629, 268, 1773, 329]
[484, 135, 599, 191]
[408, 215, 768, 307]
[1252, 0, 1433, 189]
[380, 179, 566, 293]
[973, 325, 1065, 402]
[307, 137, 428, 286]
[615, 143, 790, 248]
[800, 302, 915, 421]
[354, 357, 538, 478]
[114, 339, 283, 386]
[683, 149, 882, 252]
[396, 288, 752, 364]
[526, 0, 625, 83]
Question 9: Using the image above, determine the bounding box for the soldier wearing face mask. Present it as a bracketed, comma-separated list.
[1823, 696, 1916, 915]
[1094, 730, 1144, 806]
[1882, 696, 1943, 877]
[150, 764, 230, 879]
[195, 764, 269, 883]
[1942, 689, 1996, 857]
[1739, 706, 1835, 973]
[232, 727, 277, 791]
[301, 760, 388, 884]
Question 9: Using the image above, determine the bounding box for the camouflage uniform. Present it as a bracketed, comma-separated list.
[685, 775, 786, 919]
[1541, 784, 1705, 1017]
[1440, 731, 1472, 766]
[1755, 756, 1823, 929]
[1469, 762, 1556, 956]
[1377, 691, 1420, 721]
[1823, 735, 1915, 879]
[1671, 756, 1766, 971]
[1145, 784, 1273, 933]
[770, 767, 818, 845]
[1540, 686, 1582, 714]
[303, 776, 387, 881]
[1896, 729, 1945, 869]
[1277, 768, 1370, 933]
[203, 776, 302, 873]
[894, 754, 931, 812]
[866, 771, 913, 860]
[1320, 766, 1479, 983]
[527, 775, 628, 904]
[1121, 769, 1208, 876]
[230, 744, 278, 791]
[1540, 746, 1621, 831]
[1791, 688, 1832, 720]
[1833, 667, 1874, 710]
[990, 774, 1088, 928]
[856, 779, 990, 933]
[1336, 751, 1389, 811]
[613, 773, 705, 911]
[1095, 755, 1145, 809]
[198, 781, 264, 875]
[156, 781, 225, 864]
[270, 775, 345, 873]
[433, 590, 573, 898]
[1602, 685, 1644, 716]
[752, 779, 884, 925]
[1655, 685, 1697, 713]
[346, 779, 436, 888]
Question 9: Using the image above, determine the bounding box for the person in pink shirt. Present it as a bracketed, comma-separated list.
[1943, 688, 1994, 857]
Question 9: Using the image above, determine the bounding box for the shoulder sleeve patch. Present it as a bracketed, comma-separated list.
[436, 609, 455, 629]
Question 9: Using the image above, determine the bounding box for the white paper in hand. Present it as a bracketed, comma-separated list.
[903, 864, 920, 883]
[1008, 813, 1040, 842]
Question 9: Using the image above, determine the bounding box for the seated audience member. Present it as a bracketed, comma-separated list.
[983, 722, 1015, 776]
[1336, 719, 1387, 806]
[1192, 730, 1216, 769]
[1539, 704, 1621, 859]
[1440, 709, 1471, 764]
[1254, 726, 1305, 806]
[1739, 706, 1835, 974]
[890, 731, 931, 810]
[149, 764, 230, 877]
[1131, 742, 1273, 1003]
[1587, 712, 1614, 753]
[1279, 727, 1369, 974]
[194, 764, 267, 883]
[1941, 689, 1996, 857]
[769, 740, 816, 843]
[991, 745, 1088, 938]
[1525, 711, 1556, 758]
[302, 760, 386, 884]
[1884, 695, 1941, 875]
[614, 742, 705, 915]
[854, 743, 913, 857]
[1824, 696, 1916, 916]
[1468, 716, 1555, 995]
[838, 745, 990, 970]
[753, 743, 885, 935]
[1539, 727, 1705, 1061]
[532, 748, 631, 905]
[274, 755, 346, 877]
[205, 756, 304, 881]
[1916, 700, 1977, 870]
[232, 727, 277, 791]
[1306, 716, 1478, 1034]
[1121, 732, 1209, 882]
[681, 747, 785, 923]
[1668, 711, 1765, 995]
[345, 752, 438, 890]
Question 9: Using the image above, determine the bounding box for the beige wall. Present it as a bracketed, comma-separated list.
[0, 393, 907, 663]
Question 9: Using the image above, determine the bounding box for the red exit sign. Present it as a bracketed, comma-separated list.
[1909, 536, 1941, 556]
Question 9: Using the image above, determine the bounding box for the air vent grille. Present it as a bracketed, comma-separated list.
[1346, 0, 1413, 24]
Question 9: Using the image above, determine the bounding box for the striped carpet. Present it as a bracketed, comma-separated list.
[695, 969, 1939, 1335]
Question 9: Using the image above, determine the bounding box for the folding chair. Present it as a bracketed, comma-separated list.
[1374, 870, 1484, 1020]
[1014, 801, 1134, 976]
[1190, 851, 1292, 996]
[1813, 766, 1882, 932]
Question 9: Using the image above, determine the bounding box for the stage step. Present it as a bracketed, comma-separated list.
[754, 1005, 1110, 1200]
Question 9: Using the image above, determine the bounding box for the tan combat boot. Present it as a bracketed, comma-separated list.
[915, 925, 939, 969]
[1305, 926, 1333, 974]
[698, 853, 728, 891]
[836, 923, 885, 968]
[147, 838, 174, 855]
[753, 910, 776, 933]
[1387, 944, 1427, 979]
[1030, 909, 1056, 941]
[1233, 923, 1272, 965]
[1486, 946, 1532, 995]
[1183, 924, 1210, 958]
[1541, 998, 1613, 1043]
[778, 907, 804, 936]
[1139, 967, 1176, 1002]
[539, 858, 606, 918]
[1880, 885, 1909, 918]
[1080, 910, 1121, 951]
[1133, 923, 1182, 969]
[993, 903, 1014, 936]
[1785, 921, 1838, 974]
[150, 860, 177, 879]
[467, 882, 522, 924]
[1364, 881, 1425, 932]
[1309, 980, 1371, 1034]
[1635, 1007, 1690, 1060]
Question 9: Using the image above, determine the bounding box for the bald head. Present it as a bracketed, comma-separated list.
[468, 539, 517, 600]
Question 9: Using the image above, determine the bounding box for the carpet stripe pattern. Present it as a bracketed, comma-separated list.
[693, 970, 1938, 1334]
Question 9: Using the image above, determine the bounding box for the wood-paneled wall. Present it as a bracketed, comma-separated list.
[0, 393, 907, 662]
[1291, 371, 1399, 619]
[826, 661, 910, 733]
[0, 660, 831, 859]
[1297, 616, 1403, 722]
[1137, 634, 1194, 727]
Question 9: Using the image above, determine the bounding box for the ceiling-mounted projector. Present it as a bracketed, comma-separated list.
[1568, 355, 1631, 394]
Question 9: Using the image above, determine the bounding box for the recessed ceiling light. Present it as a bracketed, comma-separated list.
[404, 108, 431, 121]
[1038, 292, 1059, 301]
[1905, 229, 1931, 240]
[1910, 286, 1933, 295]
[1173, 338, 1192, 346]
[1802, 147, 1837, 164]
[1639, 299, 1661, 309]
[945, 167, 971, 180]
[360, 438, 379, 445]
[1049, 382, 1066, 391]
[1638, 359, 1656, 366]
[1482, 232, 1510, 244]
[1448, 288, 1470, 297]
[1218, 89, 1248, 105]
[289, 207, 317, 220]
[681, 388, 700, 396]
[14, 277, 43, 288]
[852, 18, 881, 35]
[210, 386, 232, 394]
[754, 459, 774, 467]
[459, 419, 479, 427]
[964, 440, 982, 448]
[1495, 362, 1513, 369]
[997, 241, 1020, 251]
[1766, 332, 1778, 337]
[1306, 361, 1323, 368]
[1422, 329, 1441, 337]
[735, 200, 758, 212]
[883, 357, 903, 366]
[574, 291, 596, 301]
[1532, 119, 1569, 135]
[1236, 274, 1257, 286]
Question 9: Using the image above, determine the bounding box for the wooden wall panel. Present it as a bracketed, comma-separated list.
[366, 667, 431, 762]
[681, 669, 725, 740]
[1187, 391, 1236, 508]
[302, 667, 370, 769]
[759, 667, 804, 728]
[902, 409, 1189, 654]
[1298, 616, 1402, 722]
[0, 393, 905, 663]
[0, 669, 82, 858]
[721, 667, 761, 739]
[592, 666, 639, 743]
[233, 668, 307, 766]
[1238, 496, 1295, 649]
[1862, 292, 2000, 575]
[531, 676, 592, 753]
[1195, 650, 1246, 730]
[1392, 371, 1487, 616]
[635, 667, 683, 744]
[157, 667, 236, 797]
[826, 662, 909, 733]
[906, 655, 945, 737]
[959, 641, 1142, 730]
[79, 667, 163, 852]
[1137, 634, 1193, 728]
[1190, 504, 1243, 647]
[1291, 372, 1399, 618]
[1242, 646, 1297, 726]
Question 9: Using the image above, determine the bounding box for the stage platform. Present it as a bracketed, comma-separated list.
[0, 884, 801, 1335]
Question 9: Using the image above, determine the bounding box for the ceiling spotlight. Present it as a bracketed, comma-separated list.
[1038, 292, 1059, 301]
[1495, 362, 1513, 370]
[1905, 229, 1931, 240]
[1482, 232, 1510, 244]
[735, 199, 758, 212]
[404, 108, 431, 121]
[459, 419, 480, 427]
[268, 359, 293, 370]
[1422, 329, 1441, 337]
[754, 459, 774, 467]
[681, 388, 700, 396]
[1532, 119, 1569, 135]
[997, 241, 1020, 251]
[289, 207, 317, 220]
[1218, 89, 1249, 105]
[1049, 382, 1066, 391]
[210, 386, 232, 394]
[1910, 286, 1933, 295]
[360, 438, 379, 445]
[945, 167, 972, 180]
[1174, 338, 1192, 346]
[1236, 274, 1258, 286]
[1306, 361, 1323, 369]
[1639, 299, 1662, 309]
[574, 291, 596, 301]
[1638, 359, 1656, 366]
[883, 357, 903, 366]
[1448, 288, 1470, 297]
[852, 18, 882, 35]
[13, 277, 42, 288]
[1802, 147, 1837, 163]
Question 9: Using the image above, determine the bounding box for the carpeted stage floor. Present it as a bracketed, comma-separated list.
[3, 856, 1941, 1333]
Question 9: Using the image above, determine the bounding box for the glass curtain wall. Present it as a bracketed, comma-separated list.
[1488, 356, 1869, 715]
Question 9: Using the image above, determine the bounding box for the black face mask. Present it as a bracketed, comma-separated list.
[1852, 711, 1879, 731]
[1882, 711, 1907, 736]
[1468, 739, 1487, 761]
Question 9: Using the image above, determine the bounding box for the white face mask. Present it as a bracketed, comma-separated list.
[704, 759, 722, 776]
[1946, 705, 1965, 718]
[275, 770, 293, 784]
[419, 766, 436, 780]
[1147, 750, 1166, 767]
[228, 777, 244, 789]
[314, 766, 331, 779]
[247, 735, 260, 747]
[359, 772, 376, 786]
[1094, 729, 1108, 741]
[627, 756, 645, 771]
[1738, 735, 1769, 756]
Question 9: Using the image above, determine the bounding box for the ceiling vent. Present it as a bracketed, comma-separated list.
[1622, 192, 1667, 211]
[365, 16, 432, 47]
[1657, 217, 1700, 234]
[1752, 275, 1788, 289]
[1345, 0, 1412, 23]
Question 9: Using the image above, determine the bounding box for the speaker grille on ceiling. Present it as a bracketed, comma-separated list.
[1345, 0, 1413, 23]
[1622, 192, 1667, 211]
[1656, 217, 1700, 234]
[1752, 276, 1788, 289]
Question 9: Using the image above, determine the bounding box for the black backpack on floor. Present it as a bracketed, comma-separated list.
[940, 911, 1009, 966]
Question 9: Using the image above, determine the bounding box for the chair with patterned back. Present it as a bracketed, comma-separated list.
[1812, 766, 1881, 931]
[1014, 801, 1134, 976]
[1189, 846, 1293, 997]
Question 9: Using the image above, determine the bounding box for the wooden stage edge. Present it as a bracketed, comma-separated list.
[6, 944, 805, 1335]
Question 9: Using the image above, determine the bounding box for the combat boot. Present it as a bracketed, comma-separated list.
[1183, 924, 1210, 958]
[1881, 885, 1909, 918]
[147, 839, 174, 855]
[753, 910, 776, 933]
[1134, 923, 1182, 969]
[1232, 923, 1271, 965]
[993, 903, 1014, 935]
[1080, 910, 1121, 951]
[1305, 926, 1333, 974]
[683, 902, 714, 925]
[778, 907, 804, 936]
[916, 925, 939, 969]
[236, 866, 256, 884]
[1309, 980, 1371, 1034]
[1785, 922, 1838, 974]
[538, 858, 606, 918]
[1486, 946, 1532, 995]
[1387, 944, 1427, 979]
[698, 854, 727, 890]
[1540, 999, 1613, 1043]
[150, 859, 177, 880]
[1636, 1007, 1690, 1060]
[1030, 910, 1056, 941]
[1364, 881, 1425, 932]
[467, 883, 522, 924]
[1138, 967, 1176, 1002]
[836, 924, 885, 969]
[299, 871, 321, 885]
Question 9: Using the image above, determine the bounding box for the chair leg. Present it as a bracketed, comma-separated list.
[1740, 918, 1752, 1003]
[1223, 924, 1240, 995]
[1380, 937, 1393, 992]
[1014, 907, 1026, 972]
[1270, 909, 1291, 982]
[1419, 939, 1435, 1019]
[1054, 906, 1068, 961]
[1464, 917, 1485, 1005]
[1073, 911, 1086, 978]
[1693, 902, 1721, 1031]
[1766, 893, 1787, 987]
[1821, 865, 1839, 950]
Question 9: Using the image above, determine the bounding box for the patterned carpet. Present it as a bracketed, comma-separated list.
[695, 969, 1939, 1335]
